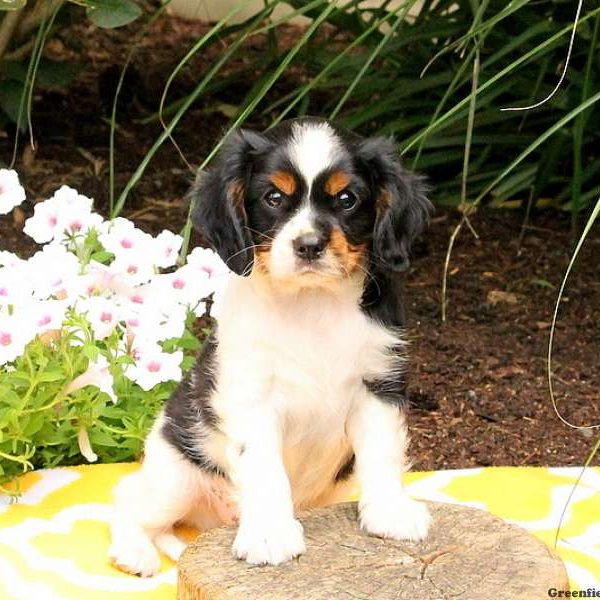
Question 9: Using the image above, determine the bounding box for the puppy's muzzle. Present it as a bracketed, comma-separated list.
[293, 233, 327, 262]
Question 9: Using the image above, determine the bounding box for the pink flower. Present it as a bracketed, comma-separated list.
[0, 169, 26, 215]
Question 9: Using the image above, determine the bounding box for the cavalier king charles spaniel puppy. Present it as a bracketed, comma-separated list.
[109, 117, 432, 576]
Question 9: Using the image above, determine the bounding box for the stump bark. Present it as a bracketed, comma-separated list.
[177, 501, 569, 599]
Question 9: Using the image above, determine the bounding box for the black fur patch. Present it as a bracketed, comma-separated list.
[161, 336, 224, 475]
[363, 341, 408, 408]
[335, 454, 355, 482]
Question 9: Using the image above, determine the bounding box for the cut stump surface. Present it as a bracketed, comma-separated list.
[177, 501, 568, 599]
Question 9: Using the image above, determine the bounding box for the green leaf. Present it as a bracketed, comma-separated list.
[90, 250, 114, 264]
[0, 0, 27, 10]
[0, 390, 21, 408]
[0, 61, 28, 83]
[36, 59, 80, 89]
[82, 344, 100, 362]
[531, 278, 555, 290]
[89, 428, 120, 447]
[86, 0, 142, 29]
[37, 370, 65, 383]
[0, 79, 27, 132]
[22, 413, 45, 437]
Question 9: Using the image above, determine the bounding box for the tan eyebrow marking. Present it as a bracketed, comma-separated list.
[324, 171, 351, 196]
[269, 171, 297, 196]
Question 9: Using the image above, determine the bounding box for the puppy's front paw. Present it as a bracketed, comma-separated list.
[109, 533, 161, 577]
[360, 495, 431, 542]
[233, 516, 306, 565]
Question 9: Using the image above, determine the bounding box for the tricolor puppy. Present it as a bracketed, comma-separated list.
[109, 117, 432, 576]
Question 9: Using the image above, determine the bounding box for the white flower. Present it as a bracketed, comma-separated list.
[186, 246, 231, 279]
[58, 204, 103, 242]
[23, 196, 61, 243]
[153, 230, 183, 268]
[0, 251, 24, 268]
[27, 244, 80, 300]
[0, 266, 33, 307]
[74, 261, 134, 300]
[28, 299, 68, 334]
[125, 345, 183, 391]
[0, 314, 36, 365]
[125, 302, 187, 344]
[185, 247, 231, 316]
[111, 282, 154, 316]
[23, 185, 101, 244]
[99, 218, 154, 258]
[65, 355, 117, 403]
[110, 250, 156, 285]
[53, 185, 94, 212]
[0, 169, 26, 215]
[149, 265, 214, 311]
[77, 426, 98, 463]
[76, 296, 120, 340]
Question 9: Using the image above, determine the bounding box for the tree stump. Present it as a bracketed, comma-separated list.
[177, 502, 569, 599]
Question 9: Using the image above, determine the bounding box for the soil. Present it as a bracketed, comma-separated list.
[1, 12, 598, 471]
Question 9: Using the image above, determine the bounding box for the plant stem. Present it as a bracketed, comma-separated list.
[15, 0, 62, 38]
[1, 36, 33, 60]
[0, 7, 24, 59]
[571, 8, 600, 238]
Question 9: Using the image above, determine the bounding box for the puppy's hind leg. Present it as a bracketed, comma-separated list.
[109, 419, 197, 577]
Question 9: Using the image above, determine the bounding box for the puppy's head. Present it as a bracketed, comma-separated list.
[191, 118, 431, 285]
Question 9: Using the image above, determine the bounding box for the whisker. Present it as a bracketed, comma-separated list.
[244, 226, 275, 242]
[225, 243, 270, 266]
[353, 261, 382, 297]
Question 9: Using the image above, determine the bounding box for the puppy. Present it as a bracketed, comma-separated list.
[109, 117, 432, 576]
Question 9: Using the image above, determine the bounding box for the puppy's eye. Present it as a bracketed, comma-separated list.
[337, 190, 358, 211]
[264, 190, 285, 208]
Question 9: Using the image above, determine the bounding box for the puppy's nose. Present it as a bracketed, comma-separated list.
[293, 233, 326, 261]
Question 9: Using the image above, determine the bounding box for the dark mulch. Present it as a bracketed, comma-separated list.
[1, 12, 598, 471]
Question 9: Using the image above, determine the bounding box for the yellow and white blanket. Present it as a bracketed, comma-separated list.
[0, 464, 599, 598]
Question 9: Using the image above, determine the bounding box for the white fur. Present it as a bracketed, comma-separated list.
[269, 204, 316, 280]
[267, 203, 352, 282]
[288, 121, 340, 190]
[110, 270, 430, 574]
[109, 417, 236, 576]
[347, 395, 431, 541]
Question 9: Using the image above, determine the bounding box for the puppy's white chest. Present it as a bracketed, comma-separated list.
[216, 276, 401, 504]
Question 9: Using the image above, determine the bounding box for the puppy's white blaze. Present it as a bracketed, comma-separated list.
[269, 204, 316, 279]
[289, 122, 340, 188]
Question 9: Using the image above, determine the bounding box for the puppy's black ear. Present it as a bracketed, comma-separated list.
[190, 129, 270, 275]
[358, 137, 432, 272]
